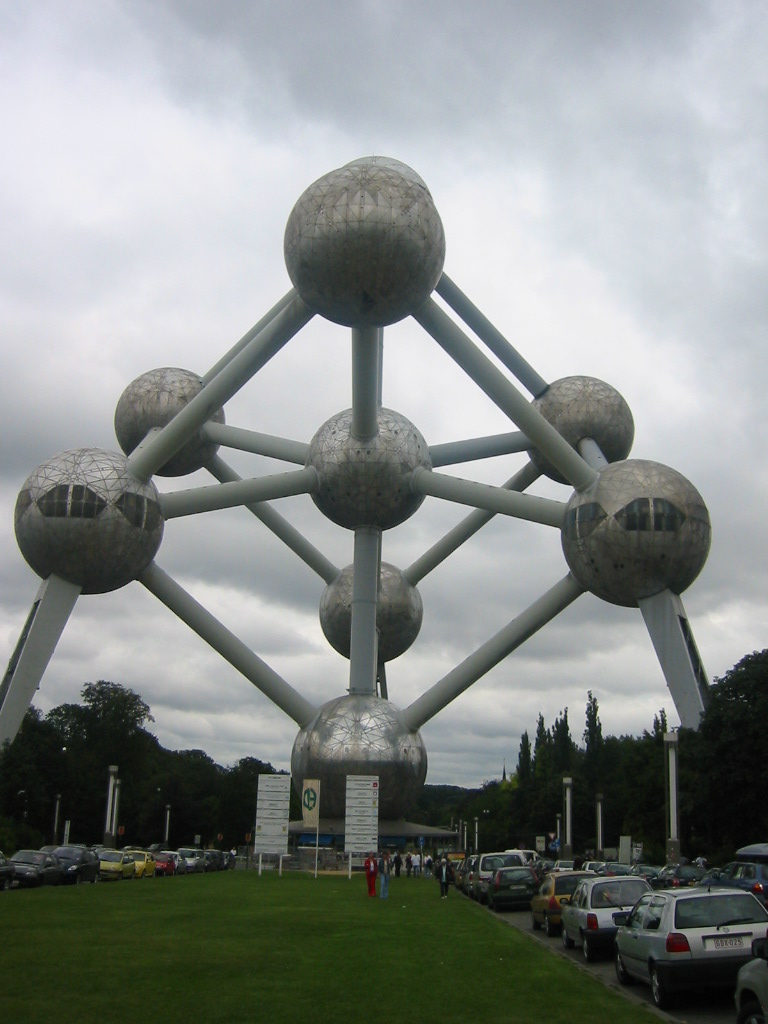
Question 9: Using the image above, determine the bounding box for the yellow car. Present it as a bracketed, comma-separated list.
[530, 870, 594, 936]
[99, 849, 137, 881]
[128, 850, 156, 878]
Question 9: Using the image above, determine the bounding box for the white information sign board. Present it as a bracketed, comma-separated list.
[344, 775, 379, 853]
[254, 774, 291, 854]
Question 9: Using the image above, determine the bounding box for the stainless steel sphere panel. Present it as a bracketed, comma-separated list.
[306, 407, 431, 529]
[15, 448, 164, 594]
[530, 376, 634, 483]
[319, 562, 423, 661]
[290, 694, 428, 818]
[114, 367, 225, 476]
[283, 159, 446, 327]
[561, 459, 711, 607]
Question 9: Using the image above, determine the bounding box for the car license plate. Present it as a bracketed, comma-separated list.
[710, 936, 744, 949]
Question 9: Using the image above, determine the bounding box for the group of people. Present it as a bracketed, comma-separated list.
[364, 850, 455, 898]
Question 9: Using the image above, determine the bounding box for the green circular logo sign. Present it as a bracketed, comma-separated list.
[303, 787, 317, 811]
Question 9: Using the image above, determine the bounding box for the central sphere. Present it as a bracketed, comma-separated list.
[283, 157, 445, 327]
[290, 694, 428, 819]
[306, 407, 431, 529]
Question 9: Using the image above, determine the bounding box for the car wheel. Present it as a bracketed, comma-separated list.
[531, 911, 541, 931]
[562, 927, 574, 949]
[615, 948, 632, 986]
[582, 935, 595, 962]
[650, 965, 671, 1010]
[545, 914, 558, 937]
[737, 1001, 766, 1024]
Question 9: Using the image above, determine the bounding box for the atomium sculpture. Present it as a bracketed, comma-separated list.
[1, 155, 712, 819]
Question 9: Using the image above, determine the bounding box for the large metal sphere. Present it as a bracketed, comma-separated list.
[561, 459, 711, 607]
[320, 562, 423, 661]
[283, 158, 445, 327]
[306, 407, 431, 530]
[290, 694, 427, 818]
[531, 376, 634, 483]
[114, 367, 225, 476]
[15, 448, 164, 594]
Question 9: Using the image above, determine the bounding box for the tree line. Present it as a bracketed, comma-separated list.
[1, 650, 766, 860]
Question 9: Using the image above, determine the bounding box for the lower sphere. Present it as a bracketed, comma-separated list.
[290, 694, 427, 819]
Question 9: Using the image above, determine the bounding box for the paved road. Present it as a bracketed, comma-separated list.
[486, 902, 736, 1024]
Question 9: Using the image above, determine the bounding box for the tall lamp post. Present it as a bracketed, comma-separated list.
[664, 731, 681, 864]
[474, 816, 479, 854]
[562, 777, 573, 859]
[595, 793, 604, 859]
[164, 804, 171, 845]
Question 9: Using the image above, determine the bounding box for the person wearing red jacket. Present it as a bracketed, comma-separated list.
[364, 852, 378, 897]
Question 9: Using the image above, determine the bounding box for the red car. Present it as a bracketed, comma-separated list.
[154, 851, 178, 876]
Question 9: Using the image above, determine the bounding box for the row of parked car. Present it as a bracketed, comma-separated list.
[0, 844, 231, 888]
[452, 844, 768, 1017]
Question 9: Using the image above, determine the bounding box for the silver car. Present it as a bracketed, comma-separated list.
[614, 887, 768, 1010]
[561, 874, 651, 961]
[735, 936, 768, 1024]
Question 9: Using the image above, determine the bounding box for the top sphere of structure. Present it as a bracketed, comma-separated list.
[306, 407, 431, 530]
[530, 376, 634, 483]
[561, 459, 711, 607]
[283, 157, 446, 327]
[320, 562, 423, 661]
[114, 367, 225, 476]
[14, 448, 164, 594]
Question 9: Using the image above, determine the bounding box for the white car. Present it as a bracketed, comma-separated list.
[561, 874, 651, 961]
[614, 887, 768, 1010]
[735, 936, 768, 1024]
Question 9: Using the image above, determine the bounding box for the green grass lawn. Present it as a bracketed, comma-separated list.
[2, 870, 658, 1024]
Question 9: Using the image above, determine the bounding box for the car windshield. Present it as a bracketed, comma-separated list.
[675, 893, 768, 929]
[100, 850, 122, 863]
[13, 851, 43, 864]
[54, 848, 80, 862]
[503, 868, 534, 882]
[592, 879, 648, 907]
[555, 874, 584, 895]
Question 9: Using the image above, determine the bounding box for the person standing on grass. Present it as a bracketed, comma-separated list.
[378, 851, 391, 899]
[437, 857, 453, 898]
[364, 852, 378, 897]
[405, 852, 412, 877]
[412, 851, 421, 877]
[393, 851, 402, 877]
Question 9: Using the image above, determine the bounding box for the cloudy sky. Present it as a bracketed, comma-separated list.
[1, 1, 765, 791]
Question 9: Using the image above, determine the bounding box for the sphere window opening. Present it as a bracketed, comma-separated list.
[38, 484, 106, 520]
[616, 498, 684, 533]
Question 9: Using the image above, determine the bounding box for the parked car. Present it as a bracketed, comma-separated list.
[204, 849, 226, 872]
[98, 849, 137, 880]
[531, 870, 594, 936]
[614, 887, 768, 1009]
[459, 854, 477, 896]
[561, 874, 652, 960]
[552, 859, 575, 871]
[700, 861, 768, 908]
[583, 860, 606, 874]
[734, 936, 768, 1024]
[10, 849, 64, 887]
[0, 850, 15, 890]
[472, 852, 524, 903]
[177, 847, 206, 873]
[603, 861, 633, 876]
[652, 863, 707, 889]
[54, 845, 99, 884]
[488, 866, 540, 912]
[128, 850, 156, 878]
[631, 863, 663, 883]
[155, 850, 184, 876]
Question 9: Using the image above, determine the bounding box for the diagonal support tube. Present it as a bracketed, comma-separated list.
[139, 562, 316, 727]
[401, 573, 584, 730]
[405, 461, 542, 584]
[413, 298, 598, 492]
[127, 294, 314, 482]
[207, 456, 339, 584]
